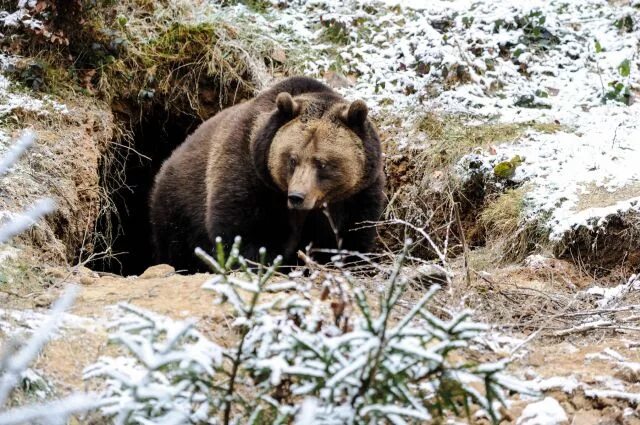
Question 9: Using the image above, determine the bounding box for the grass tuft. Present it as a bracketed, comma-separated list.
[479, 187, 526, 242]
[418, 112, 561, 168]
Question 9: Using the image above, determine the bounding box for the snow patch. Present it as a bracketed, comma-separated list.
[586, 274, 640, 308]
[0, 307, 99, 337]
[516, 397, 568, 425]
[531, 375, 581, 393]
[585, 389, 640, 404]
[247, 0, 640, 241]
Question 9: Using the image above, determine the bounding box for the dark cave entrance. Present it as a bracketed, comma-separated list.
[89, 107, 203, 276]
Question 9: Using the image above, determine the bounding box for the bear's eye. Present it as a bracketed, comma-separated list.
[315, 159, 327, 170]
[289, 156, 297, 169]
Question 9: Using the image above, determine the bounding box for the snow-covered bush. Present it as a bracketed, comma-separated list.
[0, 131, 102, 424]
[86, 237, 528, 424]
[83, 304, 223, 424]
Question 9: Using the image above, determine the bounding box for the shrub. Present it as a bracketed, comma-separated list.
[85, 237, 528, 424]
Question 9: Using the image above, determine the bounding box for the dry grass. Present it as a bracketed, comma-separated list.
[382, 143, 457, 258]
[4, 0, 297, 118]
[1, 0, 305, 270]
[0, 91, 114, 270]
[480, 189, 553, 264]
[418, 112, 562, 168]
[447, 251, 640, 344]
[90, 1, 293, 119]
[381, 112, 562, 259]
[479, 187, 526, 242]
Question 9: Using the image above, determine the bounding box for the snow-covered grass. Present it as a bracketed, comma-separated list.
[229, 0, 640, 245]
[0, 131, 55, 251]
[4, 0, 639, 254]
[0, 55, 69, 265]
[0, 56, 69, 120]
[586, 274, 640, 308]
[2, 0, 640, 422]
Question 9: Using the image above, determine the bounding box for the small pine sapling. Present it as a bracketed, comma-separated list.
[87, 236, 529, 424]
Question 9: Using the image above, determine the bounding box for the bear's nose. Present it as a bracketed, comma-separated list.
[287, 192, 305, 208]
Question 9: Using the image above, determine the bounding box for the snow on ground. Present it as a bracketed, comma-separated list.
[231, 0, 640, 241]
[516, 397, 568, 425]
[0, 307, 97, 337]
[586, 274, 640, 308]
[4, 0, 639, 246]
[0, 56, 68, 122]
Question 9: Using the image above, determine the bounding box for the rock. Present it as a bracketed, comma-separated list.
[517, 397, 568, 425]
[524, 254, 552, 270]
[79, 275, 95, 286]
[271, 47, 287, 63]
[570, 410, 603, 425]
[33, 292, 56, 308]
[74, 266, 96, 277]
[323, 71, 355, 89]
[139, 264, 175, 279]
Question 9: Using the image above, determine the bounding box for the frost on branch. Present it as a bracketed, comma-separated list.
[87, 236, 528, 424]
[0, 285, 105, 424]
[83, 304, 223, 425]
[0, 131, 55, 245]
[0, 131, 103, 424]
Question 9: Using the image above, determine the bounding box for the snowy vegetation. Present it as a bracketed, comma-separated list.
[0, 137, 528, 424]
[84, 237, 528, 424]
[2, 0, 640, 424]
[0, 133, 101, 424]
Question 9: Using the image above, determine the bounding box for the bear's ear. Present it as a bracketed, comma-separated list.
[343, 99, 368, 127]
[276, 92, 300, 118]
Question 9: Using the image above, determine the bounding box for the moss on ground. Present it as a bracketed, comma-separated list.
[1, 0, 295, 120]
[98, 20, 255, 117]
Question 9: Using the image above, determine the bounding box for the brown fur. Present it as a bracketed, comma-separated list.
[149, 76, 385, 271]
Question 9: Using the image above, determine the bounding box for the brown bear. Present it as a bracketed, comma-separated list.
[149, 76, 385, 272]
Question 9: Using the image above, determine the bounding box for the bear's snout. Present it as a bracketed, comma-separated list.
[287, 192, 306, 209]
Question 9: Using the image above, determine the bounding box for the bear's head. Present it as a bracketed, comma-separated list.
[252, 91, 381, 211]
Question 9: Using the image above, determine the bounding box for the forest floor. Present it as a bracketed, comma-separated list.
[2, 257, 639, 424]
[1, 0, 640, 423]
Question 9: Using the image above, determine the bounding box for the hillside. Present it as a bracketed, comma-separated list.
[1, 0, 640, 423]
